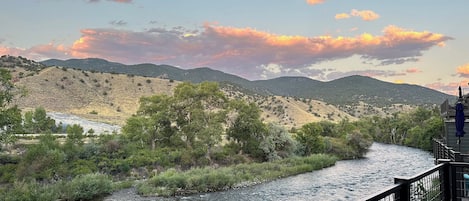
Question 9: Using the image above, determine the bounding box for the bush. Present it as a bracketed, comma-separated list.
[0, 164, 18, 183]
[16, 147, 66, 180]
[60, 173, 113, 201]
[1, 181, 60, 201]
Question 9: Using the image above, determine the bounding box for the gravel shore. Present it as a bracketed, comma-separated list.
[104, 188, 173, 201]
[104, 187, 201, 201]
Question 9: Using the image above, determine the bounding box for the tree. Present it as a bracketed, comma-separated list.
[371, 107, 444, 151]
[172, 82, 228, 153]
[124, 95, 176, 150]
[0, 69, 22, 150]
[66, 124, 85, 146]
[32, 107, 56, 133]
[227, 100, 266, 159]
[294, 122, 325, 156]
[123, 82, 228, 163]
[346, 129, 373, 158]
[23, 110, 34, 133]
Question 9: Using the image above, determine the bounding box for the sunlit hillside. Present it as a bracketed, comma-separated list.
[13, 66, 175, 125]
[0, 56, 353, 129]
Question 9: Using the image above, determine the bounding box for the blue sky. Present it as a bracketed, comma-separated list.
[1, 0, 468, 95]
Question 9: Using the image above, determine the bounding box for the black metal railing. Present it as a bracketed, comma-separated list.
[364, 163, 447, 201]
[365, 139, 469, 201]
[434, 138, 469, 162]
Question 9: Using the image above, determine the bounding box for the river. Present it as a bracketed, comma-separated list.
[105, 142, 435, 201]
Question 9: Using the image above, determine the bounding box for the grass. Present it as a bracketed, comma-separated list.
[0, 173, 114, 201]
[136, 154, 337, 196]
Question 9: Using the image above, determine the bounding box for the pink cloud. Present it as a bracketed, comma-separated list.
[406, 68, 422, 73]
[425, 81, 464, 96]
[336, 9, 380, 21]
[325, 70, 405, 81]
[0, 24, 452, 80]
[0, 43, 69, 61]
[457, 63, 469, 77]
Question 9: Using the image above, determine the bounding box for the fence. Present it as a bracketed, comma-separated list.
[365, 139, 469, 201]
[433, 138, 467, 162]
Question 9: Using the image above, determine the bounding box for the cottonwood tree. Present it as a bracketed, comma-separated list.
[124, 95, 176, 150]
[172, 82, 228, 159]
[123, 82, 228, 162]
[0, 69, 22, 150]
[226, 100, 267, 159]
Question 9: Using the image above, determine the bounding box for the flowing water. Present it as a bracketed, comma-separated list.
[105, 143, 435, 201]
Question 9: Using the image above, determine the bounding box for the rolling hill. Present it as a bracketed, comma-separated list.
[1, 56, 356, 129]
[42, 57, 455, 107]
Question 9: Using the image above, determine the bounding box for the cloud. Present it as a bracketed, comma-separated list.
[335, 13, 350, 20]
[376, 58, 419, 66]
[336, 9, 380, 21]
[0, 43, 69, 61]
[406, 68, 422, 73]
[324, 70, 405, 81]
[351, 9, 380, 21]
[0, 24, 452, 80]
[110, 20, 127, 26]
[425, 81, 463, 95]
[306, 0, 325, 5]
[457, 63, 469, 77]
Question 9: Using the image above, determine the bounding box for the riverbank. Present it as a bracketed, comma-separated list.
[104, 143, 434, 201]
[135, 154, 337, 197]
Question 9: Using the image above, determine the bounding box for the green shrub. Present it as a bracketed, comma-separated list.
[0, 164, 18, 183]
[1, 181, 60, 201]
[69, 159, 98, 176]
[60, 173, 112, 201]
[16, 147, 66, 180]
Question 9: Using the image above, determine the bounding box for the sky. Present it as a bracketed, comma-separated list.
[1, 0, 468, 95]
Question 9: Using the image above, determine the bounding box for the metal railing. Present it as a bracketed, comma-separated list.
[364, 162, 447, 201]
[434, 138, 469, 162]
[365, 139, 469, 201]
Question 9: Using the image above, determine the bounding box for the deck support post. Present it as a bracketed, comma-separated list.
[394, 177, 411, 201]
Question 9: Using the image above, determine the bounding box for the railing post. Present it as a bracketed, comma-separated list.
[455, 152, 463, 162]
[438, 161, 452, 201]
[394, 177, 411, 201]
[449, 163, 461, 201]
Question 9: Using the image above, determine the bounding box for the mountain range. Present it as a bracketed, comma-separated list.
[0, 55, 456, 128]
[42, 58, 455, 107]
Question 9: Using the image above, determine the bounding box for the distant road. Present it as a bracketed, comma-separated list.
[47, 112, 122, 134]
[14, 133, 68, 137]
